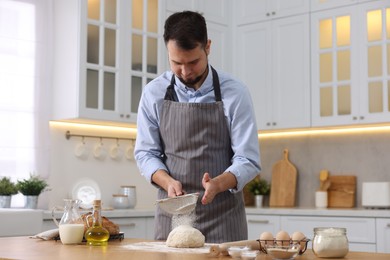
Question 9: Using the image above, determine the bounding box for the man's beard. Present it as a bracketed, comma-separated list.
[178, 65, 209, 87]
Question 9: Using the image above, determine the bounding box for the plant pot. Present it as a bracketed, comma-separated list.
[0, 196, 11, 208]
[24, 195, 38, 209]
[255, 195, 264, 208]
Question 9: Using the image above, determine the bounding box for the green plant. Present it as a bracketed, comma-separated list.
[16, 174, 48, 196]
[247, 176, 270, 196]
[0, 177, 18, 196]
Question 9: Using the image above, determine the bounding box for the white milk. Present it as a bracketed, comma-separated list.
[59, 223, 85, 244]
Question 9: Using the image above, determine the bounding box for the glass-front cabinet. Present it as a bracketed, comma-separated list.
[52, 0, 161, 124]
[311, 0, 390, 127]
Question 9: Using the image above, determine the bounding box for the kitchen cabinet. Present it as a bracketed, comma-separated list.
[246, 214, 280, 240]
[376, 218, 390, 253]
[311, 0, 381, 12]
[52, 0, 162, 124]
[235, 0, 309, 25]
[111, 217, 154, 239]
[236, 14, 310, 130]
[164, 0, 233, 73]
[311, 0, 390, 127]
[280, 215, 376, 252]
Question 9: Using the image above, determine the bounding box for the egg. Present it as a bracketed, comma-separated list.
[275, 230, 290, 246]
[259, 231, 274, 247]
[291, 231, 307, 251]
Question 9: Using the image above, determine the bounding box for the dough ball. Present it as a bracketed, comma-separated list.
[166, 225, 205, 248]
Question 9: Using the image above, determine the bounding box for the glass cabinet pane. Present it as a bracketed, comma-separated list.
[131, 76, 142, 113]
[147, 37, 157, 73]
[387, 8, 390, 39]
[103, 72, 115, 110]
[104, 28, 116, 67]
[320, 87, 333, 117]
[336, 16, 350, 46]
[86, 69, 99, 109]
[319, 19, 332, 49]
[368, 45, 382, 77]
[88, 0, 100, 20]
[87, 25, 99, 64]
[369, 81, 383, 113]
[147, 0, 158, 33]
[105, 0, 116, 24]
[337, 85, 350, 115]
[132, 0, 143, 30]
[367, 10, 382, 42]
[320, 53, 332, 83]
[337, 50, 350, 81]
[132, 34, 143, 71]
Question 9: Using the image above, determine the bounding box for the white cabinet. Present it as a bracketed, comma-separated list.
[164, 0, 233, 73]
[311, 0, 390, 127]
[236, 14, 310, 130]
[280, 216, 376, 252]
[310, 0, 381, 12]
[113, 217, 154, 239]
[52, 0, 161, 124]
[235, 0, 309, 25]
[246, 214, 280, 240]
[376, 218, 390, 253]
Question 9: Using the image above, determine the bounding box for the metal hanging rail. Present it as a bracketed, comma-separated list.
[65, 130, 135, 141]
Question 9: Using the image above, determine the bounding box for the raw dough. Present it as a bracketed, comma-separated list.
[166, 225, 205, 248]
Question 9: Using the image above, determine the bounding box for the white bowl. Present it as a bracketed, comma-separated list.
[111, 194, 130, 209]
[265, 243, 300, 259]
[227, 246, 250, 259]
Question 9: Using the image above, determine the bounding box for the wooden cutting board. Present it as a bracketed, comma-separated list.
[269, 149, 297, 207]
[327, 175, 356, 208]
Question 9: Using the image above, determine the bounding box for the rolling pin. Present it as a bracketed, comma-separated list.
[209, 239, 261, 256]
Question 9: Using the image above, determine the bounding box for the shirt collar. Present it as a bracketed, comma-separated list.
[174, 65, 213, 96]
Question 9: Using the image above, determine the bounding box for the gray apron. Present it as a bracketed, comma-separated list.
[155, 67, 247, 243]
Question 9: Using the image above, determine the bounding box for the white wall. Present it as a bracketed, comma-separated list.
[41, 122, 157, 210]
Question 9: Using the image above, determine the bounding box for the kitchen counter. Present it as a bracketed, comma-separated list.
[1, 237, 390, 260]
[245, 207, 390, 218]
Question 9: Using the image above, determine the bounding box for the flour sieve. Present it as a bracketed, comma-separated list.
[156, 193, 199, 215]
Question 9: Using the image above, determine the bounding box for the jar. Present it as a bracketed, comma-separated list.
[312, 227, 349, 258]
[119, 185, 136, 208]
[111, 194, 130, 209]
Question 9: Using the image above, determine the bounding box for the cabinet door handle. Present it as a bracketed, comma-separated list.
[387, 223, 390, 228]
[120, 114, 124, 118]
[248, 220, 270, 224]
[359, 116, 364, 120]
[266, 122, 271, 126]
[120, 223, 136, 227]
[126, 114, 130, 118]
[272, 11, 276, 15]
[352, 116, 357, 120]
[266, 13, 270, 16]
[272, 122, 276, 126]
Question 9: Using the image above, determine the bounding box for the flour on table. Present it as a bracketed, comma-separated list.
[166, 225, 205, 248]
[123, 241, 212, 254]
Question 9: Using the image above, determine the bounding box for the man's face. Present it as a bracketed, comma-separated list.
[167, 40, 210, 89]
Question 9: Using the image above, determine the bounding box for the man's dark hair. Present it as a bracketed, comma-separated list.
[163, 11, 208, 50]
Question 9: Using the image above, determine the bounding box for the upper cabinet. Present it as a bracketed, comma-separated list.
[311, 0, 390, 127]
[163, 0, 233, 73]
[310, 0, 381, 12]
[235, 0, 309, 25]
[52, 0, 162, 124]
[236, 13, 310, 130]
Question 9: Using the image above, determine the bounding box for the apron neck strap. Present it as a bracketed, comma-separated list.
[164, 66, 221, 102]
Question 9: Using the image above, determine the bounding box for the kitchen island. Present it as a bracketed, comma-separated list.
[1, 237, 390, 260]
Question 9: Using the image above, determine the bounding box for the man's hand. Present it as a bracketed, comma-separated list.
[201, 171, 238, 205]
[152, 169, 184, 197]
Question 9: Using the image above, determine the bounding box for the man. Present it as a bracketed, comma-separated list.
[134, 11, 261, 243]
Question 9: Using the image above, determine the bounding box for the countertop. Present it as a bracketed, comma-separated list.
[1, 237, 390, 260]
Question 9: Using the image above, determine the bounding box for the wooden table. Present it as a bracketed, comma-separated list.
[1, 237, 390, 260]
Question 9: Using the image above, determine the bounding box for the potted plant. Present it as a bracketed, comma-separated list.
[0, 177, 18, 208]
[247, 176, 270, 207]
[16, 174, 48, 209]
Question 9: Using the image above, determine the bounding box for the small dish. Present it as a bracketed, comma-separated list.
[227, 246, 250, 259]
[241, 250, 259, 260]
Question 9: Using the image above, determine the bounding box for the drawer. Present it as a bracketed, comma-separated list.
[246, 214, 280, 240]
[280, 216, 376, 243]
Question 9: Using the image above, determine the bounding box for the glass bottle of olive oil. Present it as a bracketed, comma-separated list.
[85, 200, 110, 246]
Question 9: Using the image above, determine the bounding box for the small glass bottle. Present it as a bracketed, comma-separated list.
[84, 200, 110, 246]
[312, 227, 349, 258]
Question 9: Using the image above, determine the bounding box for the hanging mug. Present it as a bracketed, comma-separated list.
[93, 139, 107, 160]
[125, 140, 135, 160]
[109, 140, 123, 160]
[74, 138, 88, 159]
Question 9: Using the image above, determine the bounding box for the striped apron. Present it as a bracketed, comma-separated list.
[155, 67, 247, 243]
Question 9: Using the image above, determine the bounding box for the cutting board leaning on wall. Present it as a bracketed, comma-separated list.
[270, 149, 297, 207]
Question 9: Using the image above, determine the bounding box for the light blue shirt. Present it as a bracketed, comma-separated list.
[134, 65, 261, 192]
